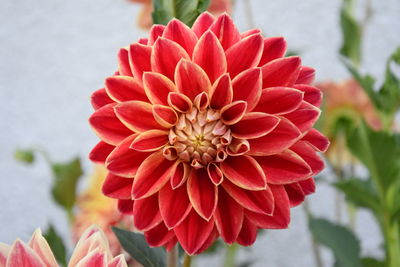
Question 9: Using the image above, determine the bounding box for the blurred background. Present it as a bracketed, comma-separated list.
[0, 0, 399, 266]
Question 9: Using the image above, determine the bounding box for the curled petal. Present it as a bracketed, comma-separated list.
[129, 43, 152, 83]
[220, 101, 247, 125]
[290, 141, 325, 176]
[170, 161, 190, 189]
[133, 194, 162, 231]
[259, 37, 287, 66]
[227, 138, 250, 156]
[151, 37, 190, 81]
[91, 88, 114, 110]
[301, 128, 330, 152]
[102, 173, 133, 199]
[152, 105, 178, 128]
[220, 155, 266, 190]
[89, 103, 132, 146]
[222, 180, 274, 215]
[207, 163, 224, 185]
[148, 25, 165, 45]
[193, 92, 209, 112]
[143, 72, 177, 105]
[293, 84, 322, 107]
[232, 68, 262, 111]
[192, 12, 215, 37]
[130, 130, 169, 152]
[214, 188, 244, 244]
[174, 210, 215, 255]
[296, 66, 315, 85]
[283, 101, 321, 133]
[210, 73, 233, 109]
[261, 56, 301, 88]
[163, 19, 198, 56]
[256, 150, 312, 184]
[144, 223, 175, 247]
[159, 182, 192, 228]
[248, 118, 301, 156]
[114, 101, 166, 133]
[106, 135, 151, 177]
[132, 151, 176, 199]
[175, 59, 211, 100]
[117, 48, 133, 76]
[236, 217, 258, 246]
[231, 112, 280, 139]
[246, 185, 290, 229]
[226, 34, 264, 77]
[105, 76, 148, 102]
[210, 14, 241, 50]
[187, 169, 218, 220]
[192, 31, 227, 83]
[89, 141, 115, 164]
[168, 92, 193, 113]
[254, 87, 304, 115]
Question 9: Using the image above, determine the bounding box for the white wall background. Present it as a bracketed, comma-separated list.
[0, 0, 399, 266]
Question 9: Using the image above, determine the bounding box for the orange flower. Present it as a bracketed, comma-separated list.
[129, 0, 233, 29]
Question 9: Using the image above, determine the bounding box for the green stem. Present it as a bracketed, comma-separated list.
[223, 243, 239, 267]
[383, 214, 400, 267]
[183, 254, 192, 267]
[303, 200, 323, 267]
[167, 245, 178, 267]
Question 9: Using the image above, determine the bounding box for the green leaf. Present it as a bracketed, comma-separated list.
[339, 0, 362, 66]
[361, 257, 386, 267]
[112, 227, 166, 267]
[309, 218, 362, 267]
[14, 149, 35, 164]
[334, 178, 380, 213]
[51, 157, 83, 211]
[43, 224, 67, 267]
[346, 121, 400, 193]
[152, 0, 210, 26]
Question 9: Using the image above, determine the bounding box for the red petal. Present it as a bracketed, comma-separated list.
[89, 103, 132, 146]
[89, 141, 115, 164]
[130, 130, 168, 152]
[210, 73, 233, 109]
[246, 185, 290, 229]
[148, 25, 165, 45]
[227, 138, 250, 156]
[192, 12, 215, 37]
[105, 76, 148, 102]
[187, 169, 218, 220]
[214, 188, 244, 244]
[248, 118, 301, 156]
[102, 173, 133, 199]
[258, 37, 287, 66]
[133, 194, 162, 231]
[296, 66, 315, 85]
[174, 210, 215, 255]
[118, 48, 133, 76]
[293, 84, 322, 107]
[163, 19, 198, 56]
[192, 31, 227, 84]
[170, 161, 190, 189]
[299, 178, 316, 195]
[167, 92, 193, 113]
[105, 135, 151, 177]
[220, 100, 247, 125]
[193, 227, 218, 254]
[129, 43, 152, 83]
[284, 182, 305, 207]
[210, 14, 240, 50]
[240, 28, 261, 39]
[222, 180, 274, 214]
[261, 56, 301, 88]
[132, 151, 176, 199]
[231, 112, 280, 139]
[114, 100, 166, 133]
[165, 237, 178, 251]
[143, 72, 177, 105]
[236, 217, 258, 246]
[290, 141, 325, 176]
[283, 101, 320, 133]
[138, 38, 148, 45]
[91, 88, 114, 110]
[175, 59, 211, 100]
[301, 128, 330, 152]
[118, 199, 133, 214]
[220, 155, 266, 190]
[256, 150, 312, 184]
[207, 163, 223, 185]
[7, 241, 45, 267]
[152, 104, 178, 128]
[232, 68, 262, 111]
[254, 87, 304, 115]
[145, 223, 175, 247]
[226, 34, 264, 78]
[159, 182, 192, 228]
[151, 37, 190, 81]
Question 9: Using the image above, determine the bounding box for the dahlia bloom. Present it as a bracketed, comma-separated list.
[129, 0, 232, 29]
[89, 13, 329, 255]
[0, 226, 127, 267]
[72, 165, 131, 256]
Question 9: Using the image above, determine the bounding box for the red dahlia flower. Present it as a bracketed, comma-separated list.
[89, 12, 329, 255]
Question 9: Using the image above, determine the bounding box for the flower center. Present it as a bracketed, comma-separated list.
[165, 107, 231, 169]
